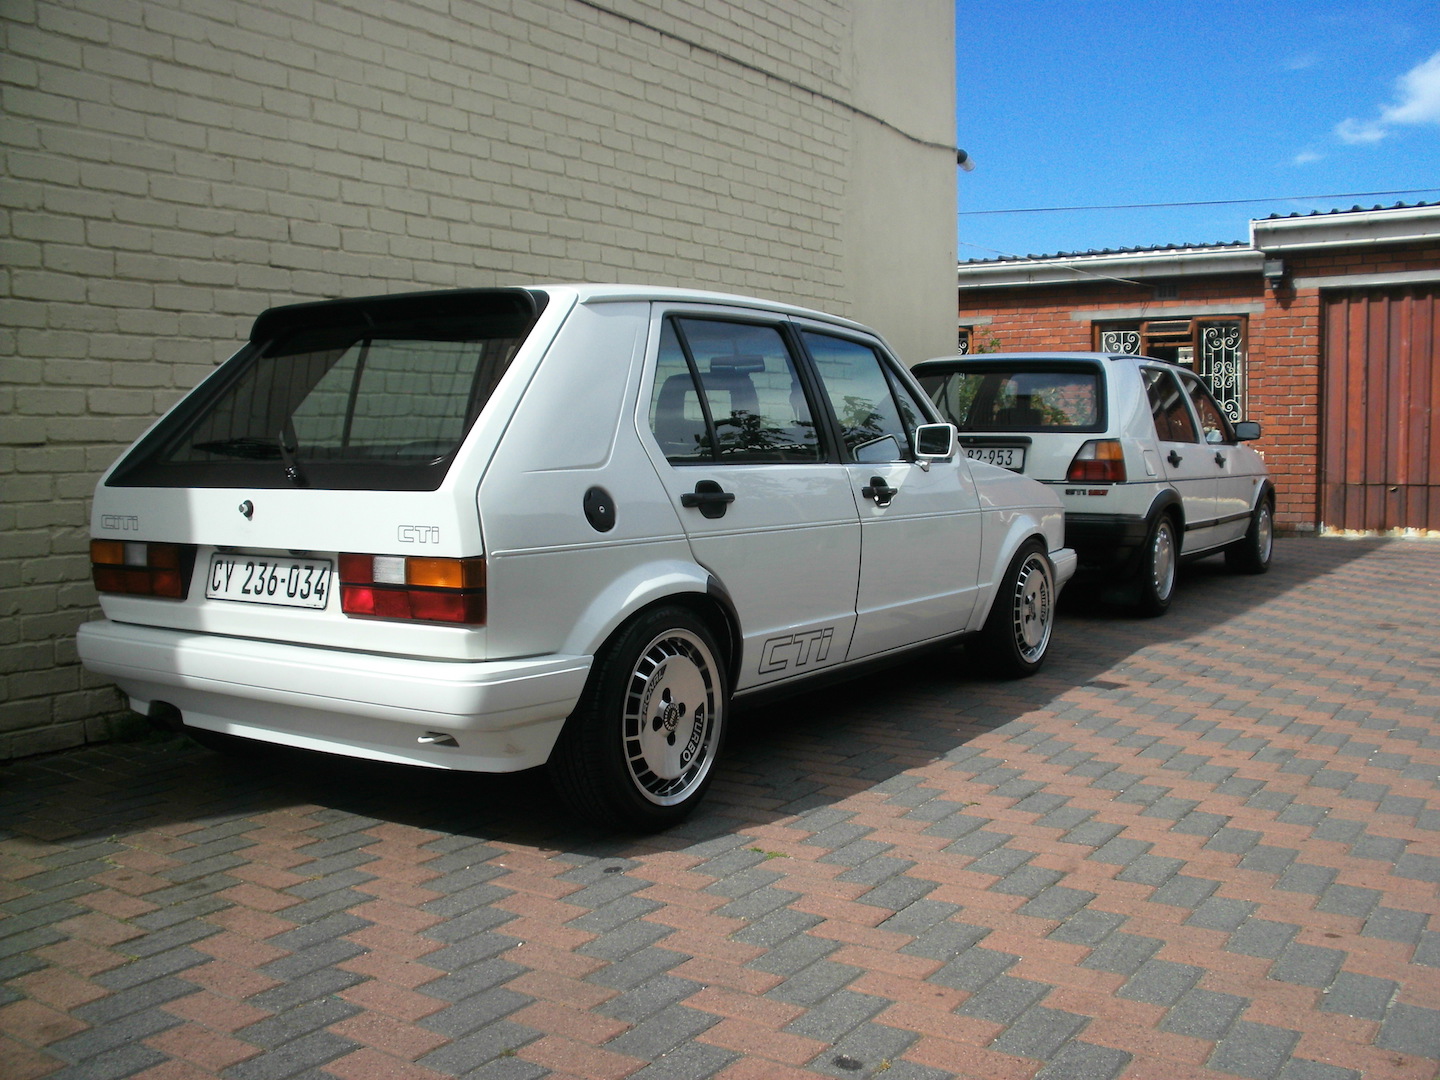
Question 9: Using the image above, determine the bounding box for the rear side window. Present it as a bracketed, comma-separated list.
[107, 289, 540, 490]
[918, 367, 1101, 431]
[648, 318, 821, 464]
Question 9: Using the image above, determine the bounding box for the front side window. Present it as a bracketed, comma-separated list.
[108, 290, 539, 490]
[648, 318, 820, 464]
[803, 332, 919, 464]
[1180, 371, 1233, 444]
[1143, 367, 1199, 443]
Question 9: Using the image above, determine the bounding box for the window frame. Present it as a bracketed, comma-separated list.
[1094, 315, 1248, 421]
[1141, 364, 1201, 444]
[647, 315, 829, 467]
[797, 327, 930, 465]
[1176, 367, 1238, 445]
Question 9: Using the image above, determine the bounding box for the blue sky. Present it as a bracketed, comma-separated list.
[954, 1, 1440, 260]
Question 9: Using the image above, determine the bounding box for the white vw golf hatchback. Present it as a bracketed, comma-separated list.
[80, 286, 1075, 829]
[912, 352, 1274, 617]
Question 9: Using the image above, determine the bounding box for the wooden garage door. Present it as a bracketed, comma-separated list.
[1321, 287, 1440, 533]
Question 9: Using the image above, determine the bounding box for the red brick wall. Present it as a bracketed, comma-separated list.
[952, 241, 1440, 534]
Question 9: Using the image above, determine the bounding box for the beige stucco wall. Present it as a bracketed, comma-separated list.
[0, 0, 958, 758]
[842, 0, 957, 364]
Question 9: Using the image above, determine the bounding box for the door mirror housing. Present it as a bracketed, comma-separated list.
[914, 423, 958, 462]
[1232, 420, 1261, 442]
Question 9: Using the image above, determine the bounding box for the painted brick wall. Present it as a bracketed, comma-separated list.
[954, 240, 1440, 537]
[0, 0, 950, 758]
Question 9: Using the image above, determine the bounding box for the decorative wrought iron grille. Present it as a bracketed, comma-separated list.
[1096, 318, 1247, 420]
[1100, 329, 1141, 354]
[1197, 321, 1244, 421]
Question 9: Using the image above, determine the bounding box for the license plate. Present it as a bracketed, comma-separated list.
[206, 554, 333, 609]
[965, 445, 1025, 470]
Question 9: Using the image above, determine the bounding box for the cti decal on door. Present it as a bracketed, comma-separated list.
[759, 627, 836, 675]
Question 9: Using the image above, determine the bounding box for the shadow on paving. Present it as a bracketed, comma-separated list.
[1, 536, 1402, 860]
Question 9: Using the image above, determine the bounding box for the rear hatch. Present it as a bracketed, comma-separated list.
[914, 357, 1109, 483]
[88, 288, 551, 662]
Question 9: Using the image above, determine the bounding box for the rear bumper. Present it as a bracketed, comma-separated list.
[1064, 513, 1150, 574]
[76, 620, 592, 772]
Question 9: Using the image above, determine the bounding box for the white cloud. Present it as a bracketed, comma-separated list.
[1293, 149, 1324, 165]
[1378, 50, 1440, 125]
[1336, 49, 1440, 143]
[1336, 118, 1387, 144]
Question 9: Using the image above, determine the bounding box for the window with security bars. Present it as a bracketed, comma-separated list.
[1095, 316, 1246, 421]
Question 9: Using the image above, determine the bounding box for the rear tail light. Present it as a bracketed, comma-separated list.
[339, 554, 486, 625]
[91, 541, 194, 599]
[1066, 439, 1126, 483]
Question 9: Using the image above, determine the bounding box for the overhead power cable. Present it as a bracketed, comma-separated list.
[959, 188, 1440, 216]
[571, 0, 957, 155]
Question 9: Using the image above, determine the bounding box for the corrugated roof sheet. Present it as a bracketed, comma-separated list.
[962, 201, 1439, 266]
[966, 241, 1247, 265]
[1260, 199, 1436, 221]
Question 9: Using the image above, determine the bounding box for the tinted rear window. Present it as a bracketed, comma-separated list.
[918, 365, 1103, 432]
[108, 289, 542, 490]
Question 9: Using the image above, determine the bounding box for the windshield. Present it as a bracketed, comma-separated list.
[108, 289, 541, 490]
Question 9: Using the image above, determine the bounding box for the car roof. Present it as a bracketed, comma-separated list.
[549, 283, 879, 335]
[912, 351, 1176, 368]
[249, 283, 884, 347]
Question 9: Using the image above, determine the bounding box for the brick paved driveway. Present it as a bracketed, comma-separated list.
[3, 537, 1439, 1080]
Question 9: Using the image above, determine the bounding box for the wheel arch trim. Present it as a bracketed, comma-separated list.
[1144, 490, 1186, 542]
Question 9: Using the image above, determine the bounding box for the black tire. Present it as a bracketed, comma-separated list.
[551, 605, 728, 831]
[976, 540, 1056, 678]
[1225, 496, 1273, 574]
[1136, 513, 1178, 618]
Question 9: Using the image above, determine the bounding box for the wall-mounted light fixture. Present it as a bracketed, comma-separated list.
[1262, 258, 1285, 289]
[956, 148, 975, 172]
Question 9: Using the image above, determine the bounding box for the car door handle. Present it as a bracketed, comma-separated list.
[1167, 450, 1183, 467]
[1214, 452, 1226, 467]
[861, 476, 897, 507]
[680, 479, 735, 519]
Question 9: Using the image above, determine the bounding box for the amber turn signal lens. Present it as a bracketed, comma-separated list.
[406, 557, 486, 589]
[91, 539, 128, 565]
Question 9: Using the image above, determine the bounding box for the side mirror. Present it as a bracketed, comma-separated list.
[914, 422, 958, 462]
[854, 434, 903, 464]
[1232, 420, 1261, 442]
